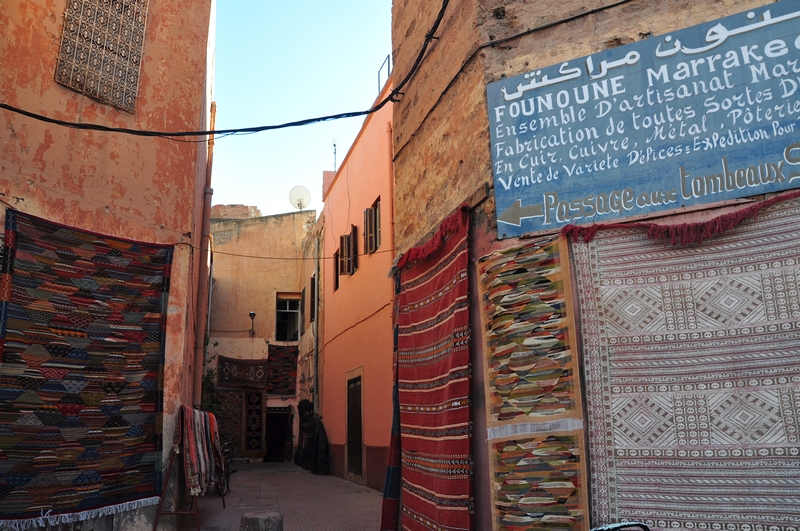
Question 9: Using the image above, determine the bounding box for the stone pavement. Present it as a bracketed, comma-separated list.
[176, 461, 383, 531]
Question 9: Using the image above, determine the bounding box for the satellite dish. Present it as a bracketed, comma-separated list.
[289, 186, 311, 210]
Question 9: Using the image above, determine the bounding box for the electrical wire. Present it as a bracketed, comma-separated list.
[394, 0, 635, 159]
[211, 246, 397, 262]
[0, 0, 450, 141]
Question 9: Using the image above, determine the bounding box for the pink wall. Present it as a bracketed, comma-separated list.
[320, 82, 395, 484]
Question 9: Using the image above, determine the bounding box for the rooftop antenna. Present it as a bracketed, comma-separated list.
[289, 185, 311, 211]
[333, 138, 337, 171]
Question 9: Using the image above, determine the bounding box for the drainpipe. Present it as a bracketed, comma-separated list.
[313, 233, 320, 414]
[193, 101, 216, 407]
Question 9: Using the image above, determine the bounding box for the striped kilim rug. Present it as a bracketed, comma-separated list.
[396, 205, 473, 531]
[572, 197, 800, 531]
[0, 210, 172, 530]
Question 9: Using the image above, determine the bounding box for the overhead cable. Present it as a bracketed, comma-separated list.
[0, 0, 449, 141]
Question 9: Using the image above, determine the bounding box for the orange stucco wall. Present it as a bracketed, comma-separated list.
[1, 0, 214, 527]
[320, 82, 395, 488]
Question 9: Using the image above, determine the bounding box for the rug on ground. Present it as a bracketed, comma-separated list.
[395, 204, 473, 531]
[571, 196, 800, 530]
[0, 210, 172, 530]
[477, 236, 588, 531]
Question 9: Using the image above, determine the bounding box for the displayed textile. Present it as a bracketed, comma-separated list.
[571, 197, 800, 530]
[477, 237, 587, 531]
[0, 210, 172, 529]
[207, 412, 223, 490]
[478, 236, 578, 425]
[266, 344, 298, 395]
[379, 382, 401, 531]
[395, 205, 473, 531]
[179, 405, 220, 496]
[492, 435, 586, 531]
[563, 188, 800, 246]
[242, 390, 265, 456]
[217, 355, 268, 388]
[295, 399, 329, 475]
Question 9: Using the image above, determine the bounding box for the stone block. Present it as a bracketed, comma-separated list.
[240, 511, 283, 531]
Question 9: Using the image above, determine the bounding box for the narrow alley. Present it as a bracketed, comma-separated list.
[177, 462, 382, 531]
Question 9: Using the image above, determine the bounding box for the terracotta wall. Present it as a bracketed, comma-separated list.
[320, 82, 395, 488]
[0, 0, 215, 528]
[390, 0, 773, 527]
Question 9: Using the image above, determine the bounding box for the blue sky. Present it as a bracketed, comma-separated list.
[211, 1, 392, 217]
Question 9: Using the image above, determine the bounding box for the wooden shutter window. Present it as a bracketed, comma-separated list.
[364, 208, 377, 254]
[350, 224, 358, 273]
[339, 236, 347, 276]
[375, 199, 381, 250]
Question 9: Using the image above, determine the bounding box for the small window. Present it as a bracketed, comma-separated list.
[276, 295, 301, 341]
[364, 198, 381, 254]
[300, 287, 306, 336]
[338, 225, 358, 276]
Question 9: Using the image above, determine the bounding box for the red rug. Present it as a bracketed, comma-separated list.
[396, 205, 473, 531]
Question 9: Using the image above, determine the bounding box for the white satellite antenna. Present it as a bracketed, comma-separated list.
[289, 186, 311, 211]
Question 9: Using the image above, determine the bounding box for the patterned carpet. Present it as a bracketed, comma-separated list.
[266, 344, 298, 395]
[572, 198, 800, 530]
[478, 236, 586, 531]
[0, 210, 172, 529]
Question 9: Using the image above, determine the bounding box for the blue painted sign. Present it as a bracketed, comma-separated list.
[488, 0, 800, 237]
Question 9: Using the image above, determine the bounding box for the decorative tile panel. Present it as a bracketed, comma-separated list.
[55, 0, 149, 113]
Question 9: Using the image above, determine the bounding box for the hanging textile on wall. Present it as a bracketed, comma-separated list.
[477, 236, 588, 531]
[266, 344, 298, 395]
[571, 196, 800, 530]
[217, 355, 269, 388]
[242, 389, 265, 457]
[0, 210, 172, 530]
[394, 204, 474, 531]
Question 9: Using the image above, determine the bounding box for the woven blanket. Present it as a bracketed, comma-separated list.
[379, 382, 401, 531]
[396, 205, 473, 531]
[478, 236, 579, 427]
[242, 390, 265, 456]
[571, 197, 800, 531]
[266, 344, 298, 395]
[217, 355, 269, 388]
[0, 210, 171, 529]
[477, 236, 587, 531]
[180, 405, 216, 496]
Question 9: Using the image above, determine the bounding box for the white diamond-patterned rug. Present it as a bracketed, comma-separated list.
[572, 198, 800, 531]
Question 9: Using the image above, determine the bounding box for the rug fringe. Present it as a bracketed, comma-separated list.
[1, 496, 162, 531]
[486, 418, 584, 441]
